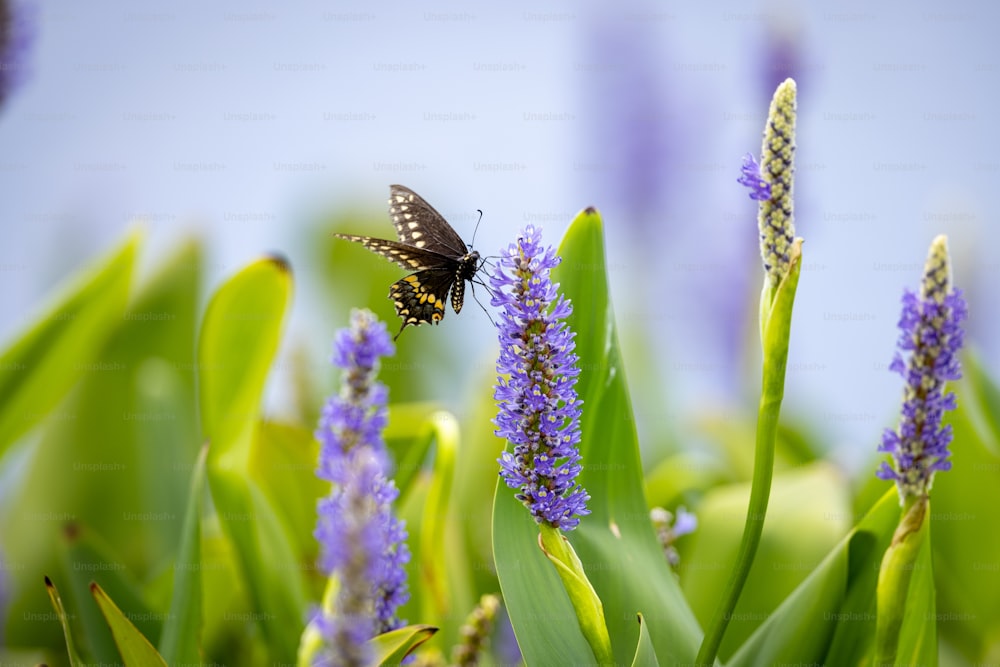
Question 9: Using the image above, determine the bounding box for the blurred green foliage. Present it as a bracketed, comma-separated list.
[0, 210, 995, 665]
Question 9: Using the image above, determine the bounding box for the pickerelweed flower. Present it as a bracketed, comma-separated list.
[877, 236, 968, 503]
[747, 78, 797, 288]
[737, 153, 772, 202]
[313, 309, 410, 666]
[491, 225, 590, 531]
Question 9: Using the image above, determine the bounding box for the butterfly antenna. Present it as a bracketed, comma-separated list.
[469, 209, 484, 251]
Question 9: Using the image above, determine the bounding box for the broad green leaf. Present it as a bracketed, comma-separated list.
[493, 488, 597, 665]
[494, 208, 702, 666]
[728, 489, 900, 665]
[0, 231, 139, 451]
[158, 442, 208, 664]
[250, 421, 325, 567]
[556, 209, 703, 665]
[681, 463, 849, 660]
[923, 349, 1000, 661]
[90, 582, 168, 667]
[44, 576, 84, 666]
[200, 256, 291, 459]
[200, 257, 304, 660]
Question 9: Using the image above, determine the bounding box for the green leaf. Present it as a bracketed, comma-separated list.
[250, 421, 326, 566]
[493, 208, 702, 666]
[44, 576, 84, 666]
[391, 404, 480, 651]
[2, 238, 200, 650]
[370, 624, 439, 665]
[558, 209, 703, 664]
[0, 230, 139, 451]
[59, 522, 161, 662]
[493, 488, 597, 664]
[90, 582, 169, 667]
[199, 257, 304, 660]
[681, 463, 849, 660]
[922, 348, 999, 661]
[200, 256, 291, 457]
[631, 614, 660, 667]
[158, 442, 208, 664]
[728, 489, 900, 666]
[415, 410, 459, 623]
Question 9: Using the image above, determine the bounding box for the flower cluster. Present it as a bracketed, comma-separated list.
[491, 226, 590, 531]
[877, 236, 968, 502]
[314, 309, 410, 664]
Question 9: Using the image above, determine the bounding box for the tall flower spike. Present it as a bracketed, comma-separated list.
[491, 226, 590, 531]
[756, 78, 796, 288]
[877, 236, 968, 503]
[314, 309, 410, 666]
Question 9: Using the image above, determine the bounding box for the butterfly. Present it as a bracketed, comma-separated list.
[336, 184, 484, 339]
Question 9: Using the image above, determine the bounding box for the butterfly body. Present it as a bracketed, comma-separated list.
[336, 185, 483, 339]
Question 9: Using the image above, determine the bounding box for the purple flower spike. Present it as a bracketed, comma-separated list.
[314, 309, 410, 665]
[877, 236, 968, 502]
[491, 226, 590, 531]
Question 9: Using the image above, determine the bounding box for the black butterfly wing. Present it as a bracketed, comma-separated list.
[389, 268, 458, 338]
[336, 185, 480, 339]
[334, 234, 455, 272]
[388, 184, 468, 257]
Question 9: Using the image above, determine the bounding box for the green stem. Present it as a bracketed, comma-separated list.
[694, 386, 780, 666]
[695, 240, 802, 667]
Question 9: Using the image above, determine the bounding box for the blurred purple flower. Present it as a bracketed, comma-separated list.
[877, 236, 968, 502]
[314, 309, 410, 664]
[651, 506, 697, 568]
[491, 226, 590, 531]
[0, 0, 37, 110]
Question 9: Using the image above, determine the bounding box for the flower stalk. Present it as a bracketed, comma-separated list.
[491, 226, 610, 663]
[874, 235, 966, 664]
[305, 309, 410, 667]
[698, 78, 802, 667]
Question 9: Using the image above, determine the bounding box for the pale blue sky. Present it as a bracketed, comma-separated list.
[2, 0, 996, 473]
